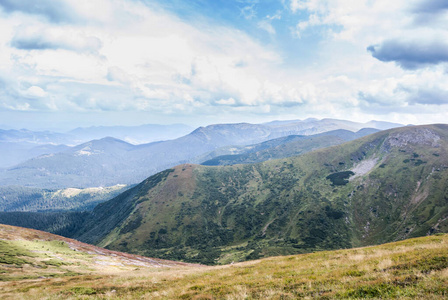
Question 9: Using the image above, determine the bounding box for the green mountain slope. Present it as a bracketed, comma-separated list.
[73, 124, 448, 265]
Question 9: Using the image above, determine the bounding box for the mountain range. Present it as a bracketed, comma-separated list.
[67, 123, 193, 144]
[0, 123, 192, 169]
[199, 128, 380, 166]
[0, 119, 401, 189]
[14, 124, 442, 265]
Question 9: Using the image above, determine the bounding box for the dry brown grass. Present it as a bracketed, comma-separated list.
[1, 224, 448, 299]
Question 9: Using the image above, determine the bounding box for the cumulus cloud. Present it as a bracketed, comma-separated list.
[367, 39, 448, 69]
[406, 88, 448, 105]
[106, 67, 130, 84]
[411, 0, 448, 25]
[23, 86, 47, 98]
[11, 28, 102, 53]
[216, 98, 236, 106]
[412, 0, 448, 14]
[0, 0, 80, 23]
[357, 67, 448, 116]
[0, 0, 448, 126]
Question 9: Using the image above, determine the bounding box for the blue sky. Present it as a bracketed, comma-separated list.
[0, 0, 447, 130]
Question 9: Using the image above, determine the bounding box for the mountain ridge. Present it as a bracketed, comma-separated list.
[0, 120, 401, 189]
[64, 124, 448, 264]
[199, 128, 380, 166]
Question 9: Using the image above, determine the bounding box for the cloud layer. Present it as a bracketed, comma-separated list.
[0, 0, 447, 128]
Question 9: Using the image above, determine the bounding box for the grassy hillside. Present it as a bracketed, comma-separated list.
[0, 224, 197, 283]
[1, 225, 447, 299]
[73, 124, 448, 265]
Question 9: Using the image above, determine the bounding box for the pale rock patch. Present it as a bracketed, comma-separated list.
[349, 158, 378, 180]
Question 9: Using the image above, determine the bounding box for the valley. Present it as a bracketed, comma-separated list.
[1, 122, 448, 299]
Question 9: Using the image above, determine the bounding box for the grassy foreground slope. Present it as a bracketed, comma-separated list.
[73, 124, 448, 265]
[0, 224, 198, 284]
[1, 226, 447, 299]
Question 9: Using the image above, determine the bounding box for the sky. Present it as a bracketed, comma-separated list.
[0, 0, 447, 130]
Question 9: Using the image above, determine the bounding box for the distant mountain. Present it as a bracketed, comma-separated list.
[364, 120, 407, 130]
[0, 129, 72, 168]
[200, 128, 380, 166]
[0, 129, 72, 144]
[0, 137, 139, 188]
[0, 124, 194, 146]
[68, 123, 193, 144]
[0, 120, 401, 189]
[264, 118, 402, 137]
[0, 124, 193, 168]
[68, 124, 448, 265]
[0, 142, 70, 168]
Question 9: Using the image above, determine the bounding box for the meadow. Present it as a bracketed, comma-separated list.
[1, 229, 447, 299]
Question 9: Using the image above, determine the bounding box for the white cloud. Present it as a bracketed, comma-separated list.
[11, 26, 102, 53]
[23, 86, 47, 98]
[0, 0, 447, 127]
[258, 20, 276, 34]
[216, 98, 236, 105]
[0, 0, 286, 114]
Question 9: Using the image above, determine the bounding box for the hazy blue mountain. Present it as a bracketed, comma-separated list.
[0, 137, 139, 188]
[0, 124, 193, 168]
[68, 123, 193, 144]
[0, 142, 70, 168]
[199, 128, 380, 166]
[0, 120, 401, 189]
[0, 129, 73, 145]
[264, 118, 402, 137]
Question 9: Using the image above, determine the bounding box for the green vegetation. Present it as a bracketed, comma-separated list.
[0, 184, 129, 212]
[0, 240, 35, 266]
[0, 238, 83, 281]
[326, 171, 354, 185]
[0, 211, 90, 237]
[2, 125, 448, 268]
[1, 229, 448, 299]
[75, 169, 175, 245]
[69, 125, 448, 265]
[0, 224, 187, 284]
